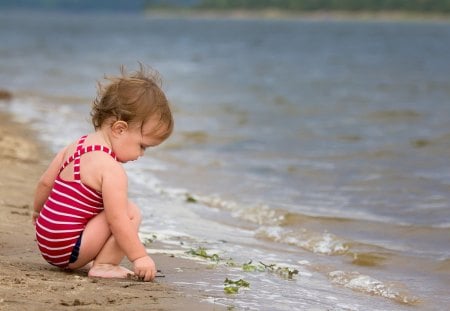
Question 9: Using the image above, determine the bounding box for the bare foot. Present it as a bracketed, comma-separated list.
[88, 264, 134, 279]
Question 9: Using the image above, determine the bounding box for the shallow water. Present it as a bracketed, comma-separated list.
[1, 10, 449, 310]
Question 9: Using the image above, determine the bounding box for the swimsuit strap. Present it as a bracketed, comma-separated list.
[76, 135, 87, 152]
[59, 135, 117, 181]
[72, 135, 89, 181]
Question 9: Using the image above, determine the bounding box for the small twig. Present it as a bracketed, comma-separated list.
[126, 270, 165, 281]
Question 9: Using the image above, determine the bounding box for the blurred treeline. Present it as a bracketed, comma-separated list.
[148, 0, 450, 13]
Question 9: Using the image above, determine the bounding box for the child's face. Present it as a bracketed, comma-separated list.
[114, 116, 165, 163]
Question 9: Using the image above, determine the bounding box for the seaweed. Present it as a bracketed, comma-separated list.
[259, 261, 299, 279]
[186, 247, 220, 262]
[224, 278, 250, 294]
[186, 246, 300, 295]
[143, 234, 158, 247]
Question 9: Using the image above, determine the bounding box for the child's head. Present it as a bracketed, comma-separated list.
[91, 64, 173, 141]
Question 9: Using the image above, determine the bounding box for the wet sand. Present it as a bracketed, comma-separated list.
[0, 111, 225, 310]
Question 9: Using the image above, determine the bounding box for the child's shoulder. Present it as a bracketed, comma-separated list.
[61, 134, 116, 163]
[78, 141, 124, 187]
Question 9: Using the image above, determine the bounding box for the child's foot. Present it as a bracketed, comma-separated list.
[88, 264, 134, 279]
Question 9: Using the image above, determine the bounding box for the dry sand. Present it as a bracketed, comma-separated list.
[0, 110, 226, 310]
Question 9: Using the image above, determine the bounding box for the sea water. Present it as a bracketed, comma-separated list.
[1, 10, 449, 310]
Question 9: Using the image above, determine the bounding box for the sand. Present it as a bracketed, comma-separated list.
[0, 110, 226, 310]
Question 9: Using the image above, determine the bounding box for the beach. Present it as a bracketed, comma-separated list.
[1, 11, 449, 309]
[0, 110, 224, 310]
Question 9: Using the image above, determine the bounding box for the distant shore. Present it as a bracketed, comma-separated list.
[145, 8, 450, 22]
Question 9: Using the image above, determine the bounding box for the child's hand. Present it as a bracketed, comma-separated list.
[132, 255, 156, 281]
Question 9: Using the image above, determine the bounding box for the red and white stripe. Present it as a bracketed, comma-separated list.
[35, 136, 116, 268]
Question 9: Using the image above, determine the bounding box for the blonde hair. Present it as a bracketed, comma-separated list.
[91, 64, 173, 140]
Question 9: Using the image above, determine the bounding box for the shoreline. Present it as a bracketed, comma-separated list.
[2, 7, 449, 23]
[0, 109, 225, 310]
[144, 8, 450, 22]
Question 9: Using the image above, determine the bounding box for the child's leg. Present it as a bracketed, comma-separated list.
[68, 201, 142, 278]
[67, 211, 111, 270]
[88, 201, 142, 278]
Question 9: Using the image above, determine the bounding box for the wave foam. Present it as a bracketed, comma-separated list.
[328, 270, 420, 305]
[256, 226, 349, 255]
[179, 193, 286, 226]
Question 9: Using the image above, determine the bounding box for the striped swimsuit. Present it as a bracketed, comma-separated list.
[35, 135, 116, 268]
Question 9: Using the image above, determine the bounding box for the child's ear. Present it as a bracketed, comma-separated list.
[111, 120, 128, 136]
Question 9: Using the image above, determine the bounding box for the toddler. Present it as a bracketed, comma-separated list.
[32, 64, 173, 281]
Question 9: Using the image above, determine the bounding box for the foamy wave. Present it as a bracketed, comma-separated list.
[328, 270, 420, 305]
[256, 226, 349, 255]
[432, 222, 450, 229]
[2, 96, 88, 151]
[156, 190, 351, 256]
[170, 193, 286, 226]
[230, 204, 285, 226]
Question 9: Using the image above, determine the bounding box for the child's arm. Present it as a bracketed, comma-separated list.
[32, 147, 67, 224]
[101, 162, 156, 280]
